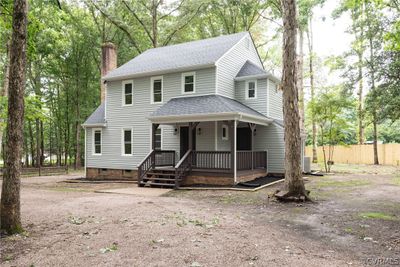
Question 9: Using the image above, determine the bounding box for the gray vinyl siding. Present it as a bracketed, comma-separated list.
[216, 36, 262, 99]
[235, 78, 268, 116]
[86, 67, 216, 170]
[268, 80, 283, 120]
[196, 122, 215, 151]
[254, 123, 285, 174]
[216, 121, 231, 151]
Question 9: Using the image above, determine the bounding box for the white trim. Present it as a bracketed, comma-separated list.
[121, 128, 133, 156]
[104, 82, 107, 120]
[151, 76, 163, 104]
[215, 33, 248, 66]
[82, 123, 107, 128]
[84, 128, 87, 177]
[222, 125, 229, 140]
[122, 80, 134, 106]
[181, 71, 196, 94]
[267, 79, 270, 117]
[149, 112, 272, 126]
[155, 127, 163, 150]
[92, 128, 102, 156]
[233, 120, 237, 183]
[104, 63, 214, 82]
[235, 73, 280, 83]
[215, 65, 219, 95]
[245, 80, 257, 100]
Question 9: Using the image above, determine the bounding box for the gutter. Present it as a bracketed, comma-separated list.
[235, 73, 281, 84]
[148, 112, 273, 126]
[103, 63, 215, 82]
[81, 123, 107, 128]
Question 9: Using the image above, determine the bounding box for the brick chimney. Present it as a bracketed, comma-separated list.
[101, 42, 117, 103]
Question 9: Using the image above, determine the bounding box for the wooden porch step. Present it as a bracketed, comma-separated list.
[147, 172, 176, 177]
[139, 181, 176, 187]
[145, 177, 178, 182]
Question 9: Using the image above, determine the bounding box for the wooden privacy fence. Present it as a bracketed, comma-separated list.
[305, 144, 400, 166]
[0, 166, 68, 177]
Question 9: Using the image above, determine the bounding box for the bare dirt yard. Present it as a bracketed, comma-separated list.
[1, 164, 400, 267]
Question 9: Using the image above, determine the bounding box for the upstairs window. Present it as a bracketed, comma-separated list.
[246, 80, 257, 99]
[122, 129, 133, 155]
[151, 76, 163, 103]
[182, 72, 195, 93]
[93, 129, 102, 155]
[155, 128, 162, 150]
[123, 81, 133, 106]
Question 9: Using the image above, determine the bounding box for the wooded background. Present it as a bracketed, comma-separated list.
[0, 0, 399, 170]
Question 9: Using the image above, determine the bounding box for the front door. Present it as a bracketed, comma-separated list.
[237, 127, 252, 150]
[180, 126, 196, 158]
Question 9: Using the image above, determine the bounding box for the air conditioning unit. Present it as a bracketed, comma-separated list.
[303, 156, 311, 174]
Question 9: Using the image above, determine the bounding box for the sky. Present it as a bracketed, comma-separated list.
[312, 0, 353, 58]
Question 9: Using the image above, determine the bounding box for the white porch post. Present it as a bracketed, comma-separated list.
[233, 120, 237, 183]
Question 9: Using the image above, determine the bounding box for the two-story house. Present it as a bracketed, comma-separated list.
[83, 32, 291, 188]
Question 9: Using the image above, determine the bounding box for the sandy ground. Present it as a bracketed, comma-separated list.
[1, 164, 400, 267]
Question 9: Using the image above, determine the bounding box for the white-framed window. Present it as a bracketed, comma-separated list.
[222, 125, 229, 140]
[154, 128, 162, 150]
[182, 72, 195, 94]
[92, 128, 102, 155]
[122, 80, 133, 106]
[122, 128, 133, 155]
[246, 80, 257, 99]
[151, 76, 163, 103]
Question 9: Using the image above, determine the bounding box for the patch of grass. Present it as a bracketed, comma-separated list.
[344, 227, 353, 233]
[100, 242, 118, 253]
[68, 216, 85, 225]
[392, 176, 400, 186]
[359, 212, 396, 221]
[316, 179, 370, 188]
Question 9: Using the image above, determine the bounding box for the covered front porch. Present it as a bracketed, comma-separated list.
[137, 95, 273, 188]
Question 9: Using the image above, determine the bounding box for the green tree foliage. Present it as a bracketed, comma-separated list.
[309, 86, 356, 171]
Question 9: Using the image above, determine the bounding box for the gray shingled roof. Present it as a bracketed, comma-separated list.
[151, 95, 267, 119]
[104, 32, 248, 81]
[236, 60, 267, 77]
[83, 103, 105, 126]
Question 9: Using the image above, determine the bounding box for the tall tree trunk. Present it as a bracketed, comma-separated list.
[298, 30, 305, 134]
[40, 120, 44, 165]
[307, 18, 318, 163]
[151, 0, 158, 47]
[368, 31, 379, 165]
[0, 0, 28, 234]
[278, 0, 308, 199]
[28, 120, 35, 167]
[36, 119, 41, 176]
[0, 39, 11, 157]
[357, 52, 364, 145]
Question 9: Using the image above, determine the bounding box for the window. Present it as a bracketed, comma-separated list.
[122, 81, 133, 106]
[122, 129, 133, 155]
[151, 76, 163, 103]
[155, 128, 162, 150]
[222, 125, 229, 140]
[182, 72, 195, 93]
[246, 80, 257, 99]
[93, 129, 102, 155]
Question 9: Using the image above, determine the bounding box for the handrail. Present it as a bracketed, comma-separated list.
[137, 150, 156, 185]
[175, 149, 192, 168]
[174, 149, 193, 188]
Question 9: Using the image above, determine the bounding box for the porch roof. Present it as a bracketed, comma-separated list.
[82, 103, 106, 127]
[149, 95, 273, 125]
